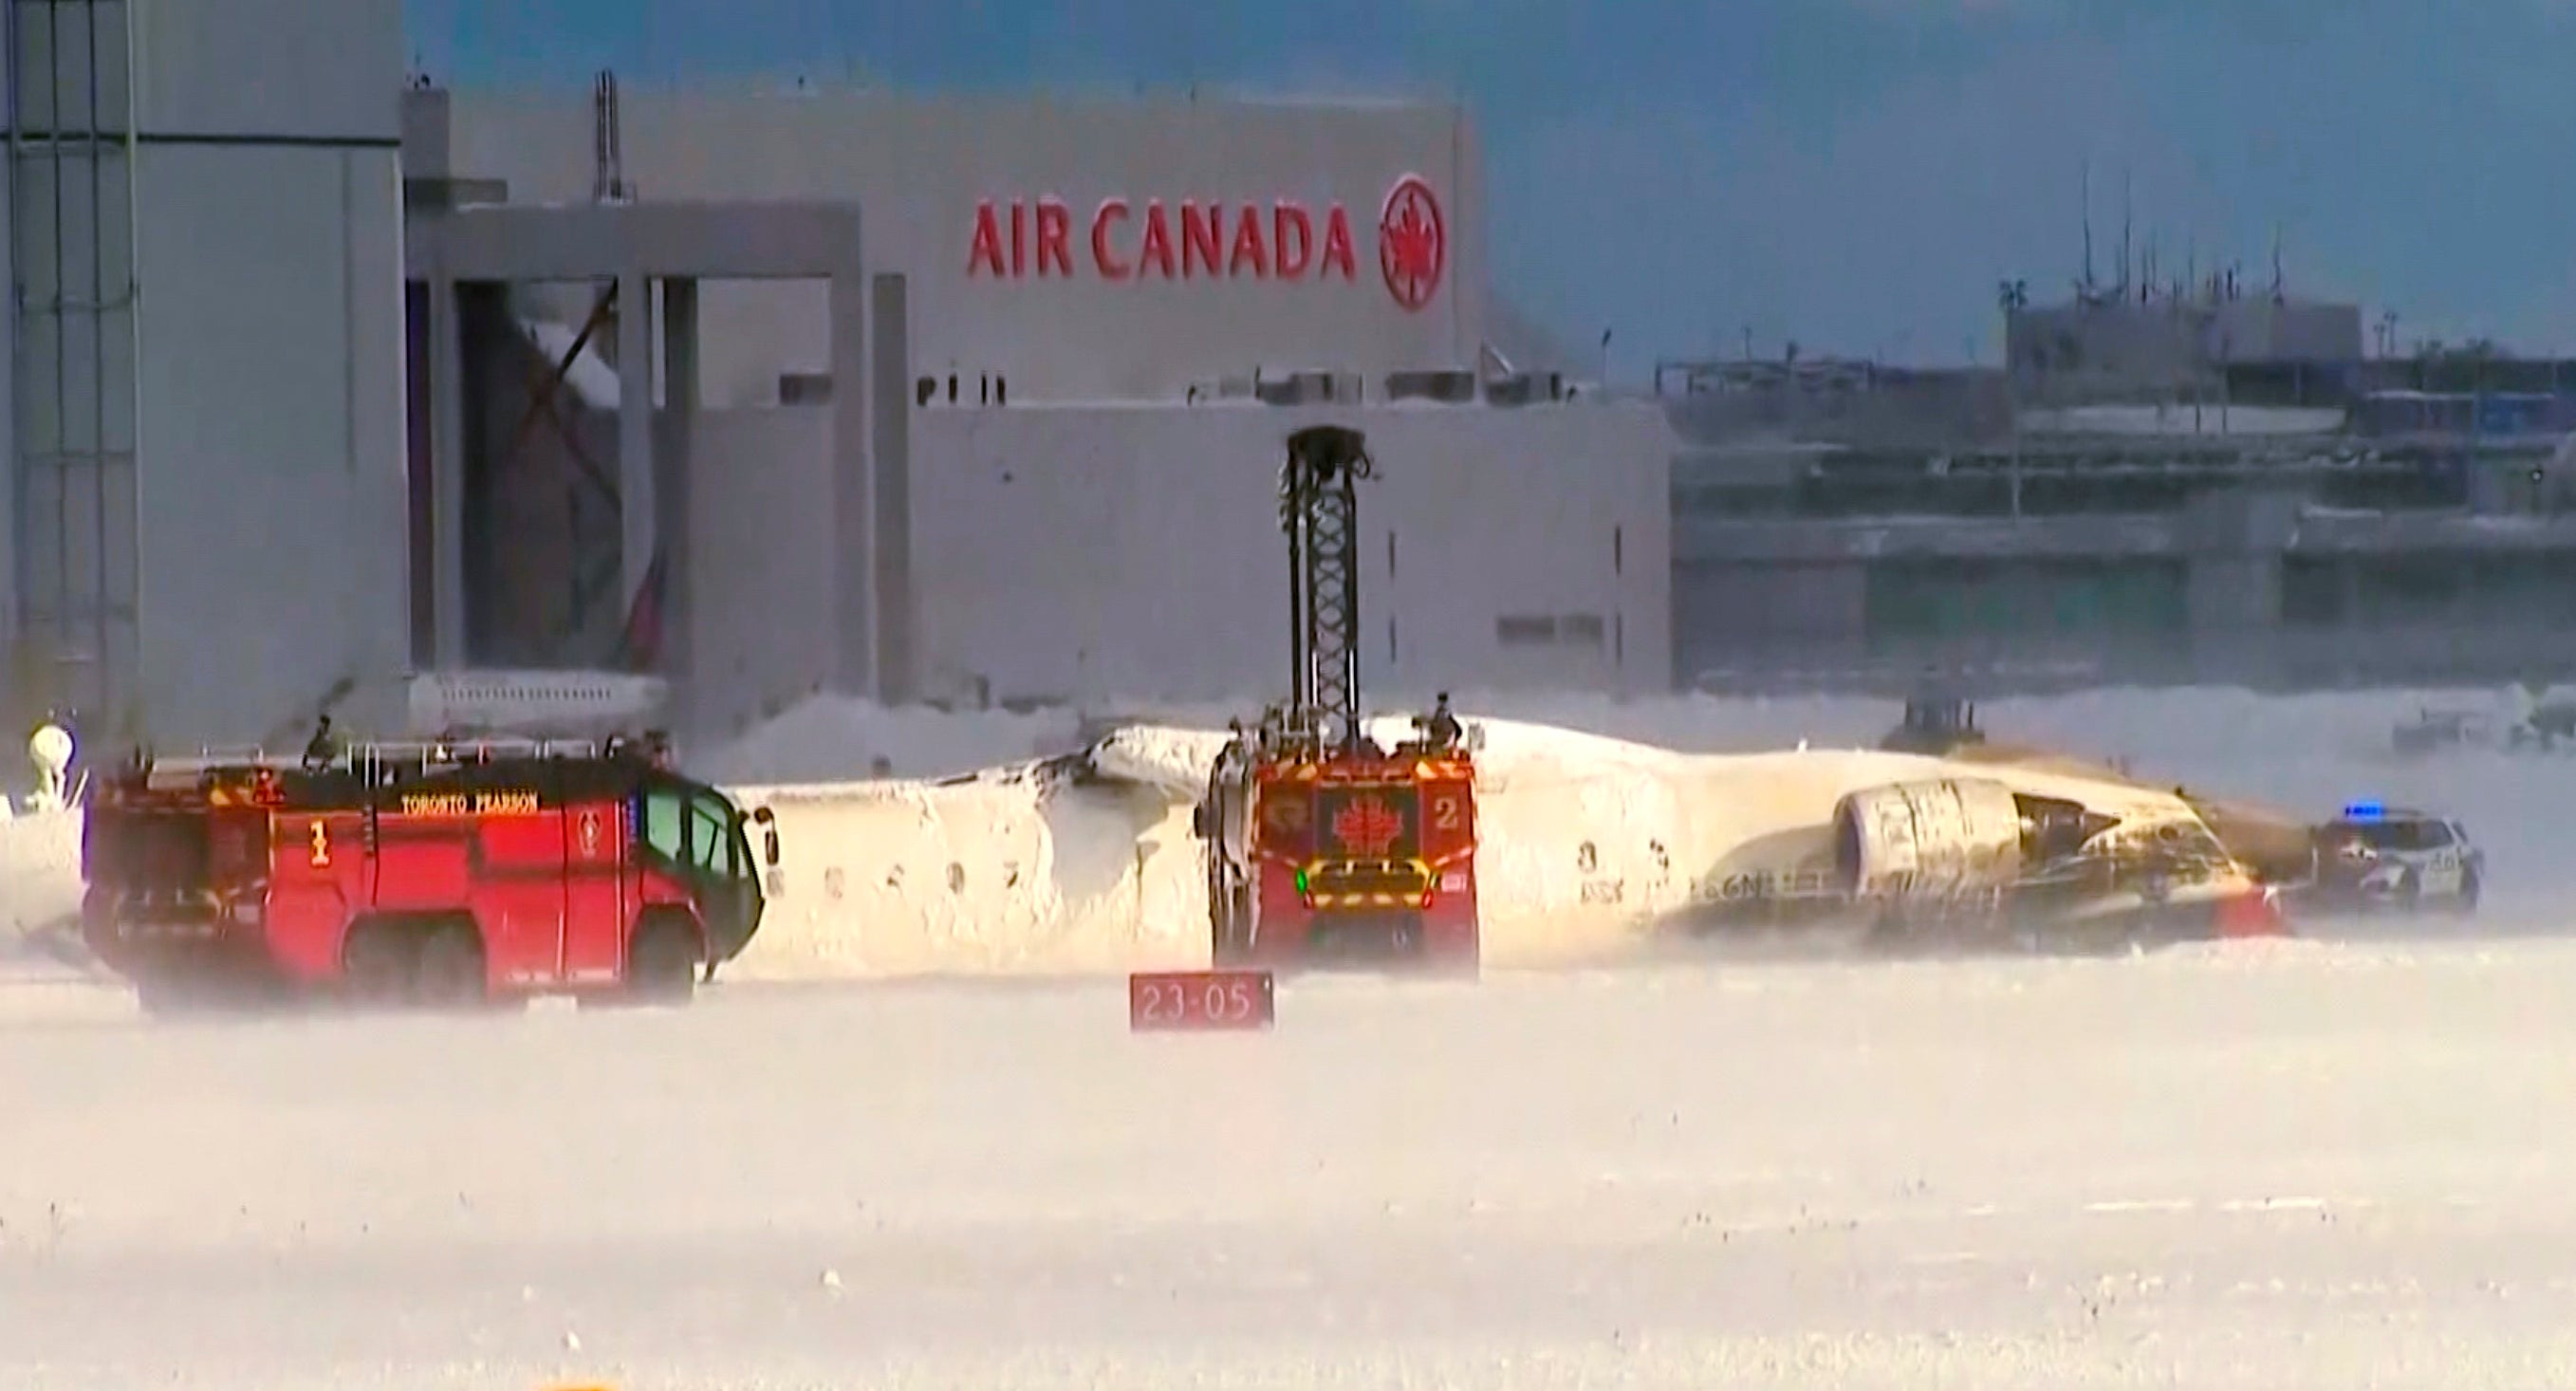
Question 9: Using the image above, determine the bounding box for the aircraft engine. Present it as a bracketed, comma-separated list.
[1832, 778, 2029, 902]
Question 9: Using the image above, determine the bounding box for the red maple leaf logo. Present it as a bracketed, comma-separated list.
[1332, 795, 1406, 857]
[1378, 175, 1445, 312]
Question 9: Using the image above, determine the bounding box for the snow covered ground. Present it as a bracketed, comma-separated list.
[8, 937, 2576, 1388]
[6, 686, 2576, 1384]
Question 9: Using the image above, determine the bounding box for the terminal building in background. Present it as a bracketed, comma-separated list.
[1667, 273, 2576, 696]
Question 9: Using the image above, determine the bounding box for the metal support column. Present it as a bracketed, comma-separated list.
[868, 272, 911, 704]
[427, 273, 468, 668]
[826, 248, 871, 697]
[614, 267, 656, 643]
[658, 276, 696, 723]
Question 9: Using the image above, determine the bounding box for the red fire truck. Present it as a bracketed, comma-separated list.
[1199, 735, 1478, 967]
[79, 735, 771, 1013]
[1193, 425, 1482, 972]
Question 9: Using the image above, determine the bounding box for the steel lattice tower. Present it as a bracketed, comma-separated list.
[1280, 425, 1371, 751]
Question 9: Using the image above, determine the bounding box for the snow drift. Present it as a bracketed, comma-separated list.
[0, 806, 78, 938]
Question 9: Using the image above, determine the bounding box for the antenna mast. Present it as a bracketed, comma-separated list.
[2119, 170, 2133, 299]
[2081, 160, 2095, 294]
[591, 69, 628, 203]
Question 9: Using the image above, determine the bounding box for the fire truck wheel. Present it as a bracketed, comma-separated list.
[413, 921, 489, 1010]
[343, 922, 417, 1007]
[627, 912, 699, 1004]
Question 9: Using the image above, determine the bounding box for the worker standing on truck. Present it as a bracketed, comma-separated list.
[1424, 692, 1462, 749]
[302, 715, 344, 770]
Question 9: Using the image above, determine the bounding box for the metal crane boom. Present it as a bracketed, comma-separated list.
[1280, 425, 1372, 752]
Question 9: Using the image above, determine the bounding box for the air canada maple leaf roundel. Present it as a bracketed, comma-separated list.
[1333, 794, 1407, 857]
[1378, 174, 1445, 312]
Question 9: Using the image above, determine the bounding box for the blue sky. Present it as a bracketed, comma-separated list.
[404, 0, 2576, 378]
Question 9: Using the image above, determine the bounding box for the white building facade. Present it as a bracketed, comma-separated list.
[415, 83, 1674, 737]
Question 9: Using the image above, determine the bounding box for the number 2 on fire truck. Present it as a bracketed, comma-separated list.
[1431, 793, 1461, 831]
[308, 819, 330, 867]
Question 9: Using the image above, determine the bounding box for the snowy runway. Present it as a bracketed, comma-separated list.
[8, 933, 2576, 1388]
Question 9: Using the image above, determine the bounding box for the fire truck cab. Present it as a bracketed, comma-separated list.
[79, 736, 771, 1013]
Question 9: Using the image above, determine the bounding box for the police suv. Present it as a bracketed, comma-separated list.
[2311, 803, 2483, 915]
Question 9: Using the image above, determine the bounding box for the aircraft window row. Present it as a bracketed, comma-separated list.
[466, 685, 616, 701]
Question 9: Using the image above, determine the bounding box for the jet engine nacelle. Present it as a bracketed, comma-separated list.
[1833, 778, 2028, 901]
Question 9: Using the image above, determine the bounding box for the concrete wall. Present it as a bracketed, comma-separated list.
[688, 405, 837, 733]
[685, 399, 1673, 738]
[0, 0, 409, 741]
[436, 88, 1487, 405]
[117, 0, 409, 744]
[129, 0, 393, 138]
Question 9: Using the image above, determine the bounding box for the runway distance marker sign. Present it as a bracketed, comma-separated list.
[1130, 970, 1275, 1031]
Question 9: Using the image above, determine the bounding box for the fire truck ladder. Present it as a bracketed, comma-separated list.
[1280, 425, 1373, 752]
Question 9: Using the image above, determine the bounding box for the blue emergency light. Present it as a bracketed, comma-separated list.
[2342, 801, 2386, 822]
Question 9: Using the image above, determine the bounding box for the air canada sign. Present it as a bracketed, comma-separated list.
[967, 174, 1448, 312]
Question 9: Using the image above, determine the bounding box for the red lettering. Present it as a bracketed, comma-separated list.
[1321, 205, 1357, 280]
[1229, 201, 1269, 277]
[1036, 197, 1072, 276]
[1139, 199, 1177, 279]
[969, 201, 1007, 277]
[1272, 202, 1313, 279]
[1180, 200, 1223, 278]
[1091, 199, 1131, 280]
[1009, 194, 1366, 285]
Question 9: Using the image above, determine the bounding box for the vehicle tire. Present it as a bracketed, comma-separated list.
[1208, 872, 1251, 965]
[413, 921, 489, 1010]
[2455, 863, 2482, 917]
[343, 921, 417, 1007]
[2396, 868, 2422, 915]
[626, 912, 698, 1005]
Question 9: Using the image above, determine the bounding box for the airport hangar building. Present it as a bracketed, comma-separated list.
[407, 81, 1675, 745]
[0, 0, 1673, 749]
